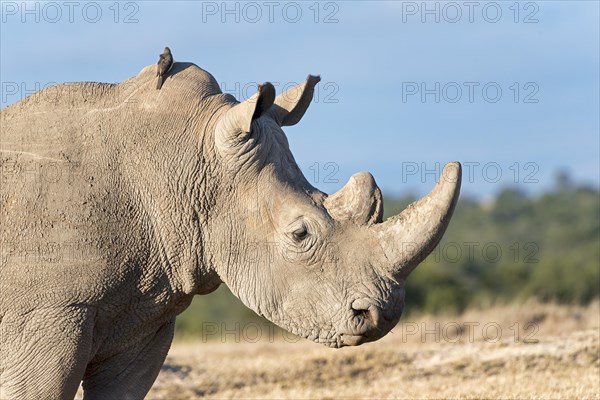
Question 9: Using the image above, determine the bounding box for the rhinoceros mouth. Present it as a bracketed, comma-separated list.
[297, 324, 389, 348]
[338, 333, 368, 347]
[301, 331, 367, 348]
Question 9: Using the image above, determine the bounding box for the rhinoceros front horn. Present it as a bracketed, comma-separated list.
[374, 162, 462, 280]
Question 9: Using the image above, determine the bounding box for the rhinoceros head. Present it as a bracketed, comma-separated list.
[208, 76, 461, 347]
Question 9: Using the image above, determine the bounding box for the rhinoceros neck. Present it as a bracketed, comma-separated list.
[102, 70, 232, 299]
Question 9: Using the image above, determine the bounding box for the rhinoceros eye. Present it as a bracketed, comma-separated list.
[292, 225, 309, 242]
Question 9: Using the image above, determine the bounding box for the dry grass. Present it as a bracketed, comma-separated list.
[149, 301, 599, 399]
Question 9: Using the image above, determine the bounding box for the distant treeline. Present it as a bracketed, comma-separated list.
[175, 175, 600, 338]
[389, 177, 599, 314]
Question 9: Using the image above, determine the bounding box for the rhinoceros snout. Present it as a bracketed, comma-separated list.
[348, 296, 404, 344]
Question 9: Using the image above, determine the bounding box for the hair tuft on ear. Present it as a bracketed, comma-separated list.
[253, 82, 276, 121]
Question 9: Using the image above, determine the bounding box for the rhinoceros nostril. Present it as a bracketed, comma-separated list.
[352, 307, 371, 319]
[351, 299, 381, 328]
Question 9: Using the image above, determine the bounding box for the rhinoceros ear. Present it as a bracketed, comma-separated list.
[268, 75, 321, 127]
[324, 172, 384, 226]
[218, 82, 276, 136]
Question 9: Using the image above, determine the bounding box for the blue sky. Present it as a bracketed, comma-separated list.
[1, 1, 598, 200]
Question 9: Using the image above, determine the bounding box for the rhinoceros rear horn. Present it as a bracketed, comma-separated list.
[324, 172, 383, 226]
[268, 75, 321, 126]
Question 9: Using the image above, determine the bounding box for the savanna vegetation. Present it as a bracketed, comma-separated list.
[150, 302, 599, 399]
[175, 172, 600, 339]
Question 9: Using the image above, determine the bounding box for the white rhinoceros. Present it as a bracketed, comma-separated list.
[0, 61, 461, 399]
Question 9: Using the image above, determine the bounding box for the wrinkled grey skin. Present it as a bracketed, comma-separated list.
[0, 62, 461, 399]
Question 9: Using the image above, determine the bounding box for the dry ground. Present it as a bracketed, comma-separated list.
[145, 301, 599, 399]
[74, 301, 599, 399]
